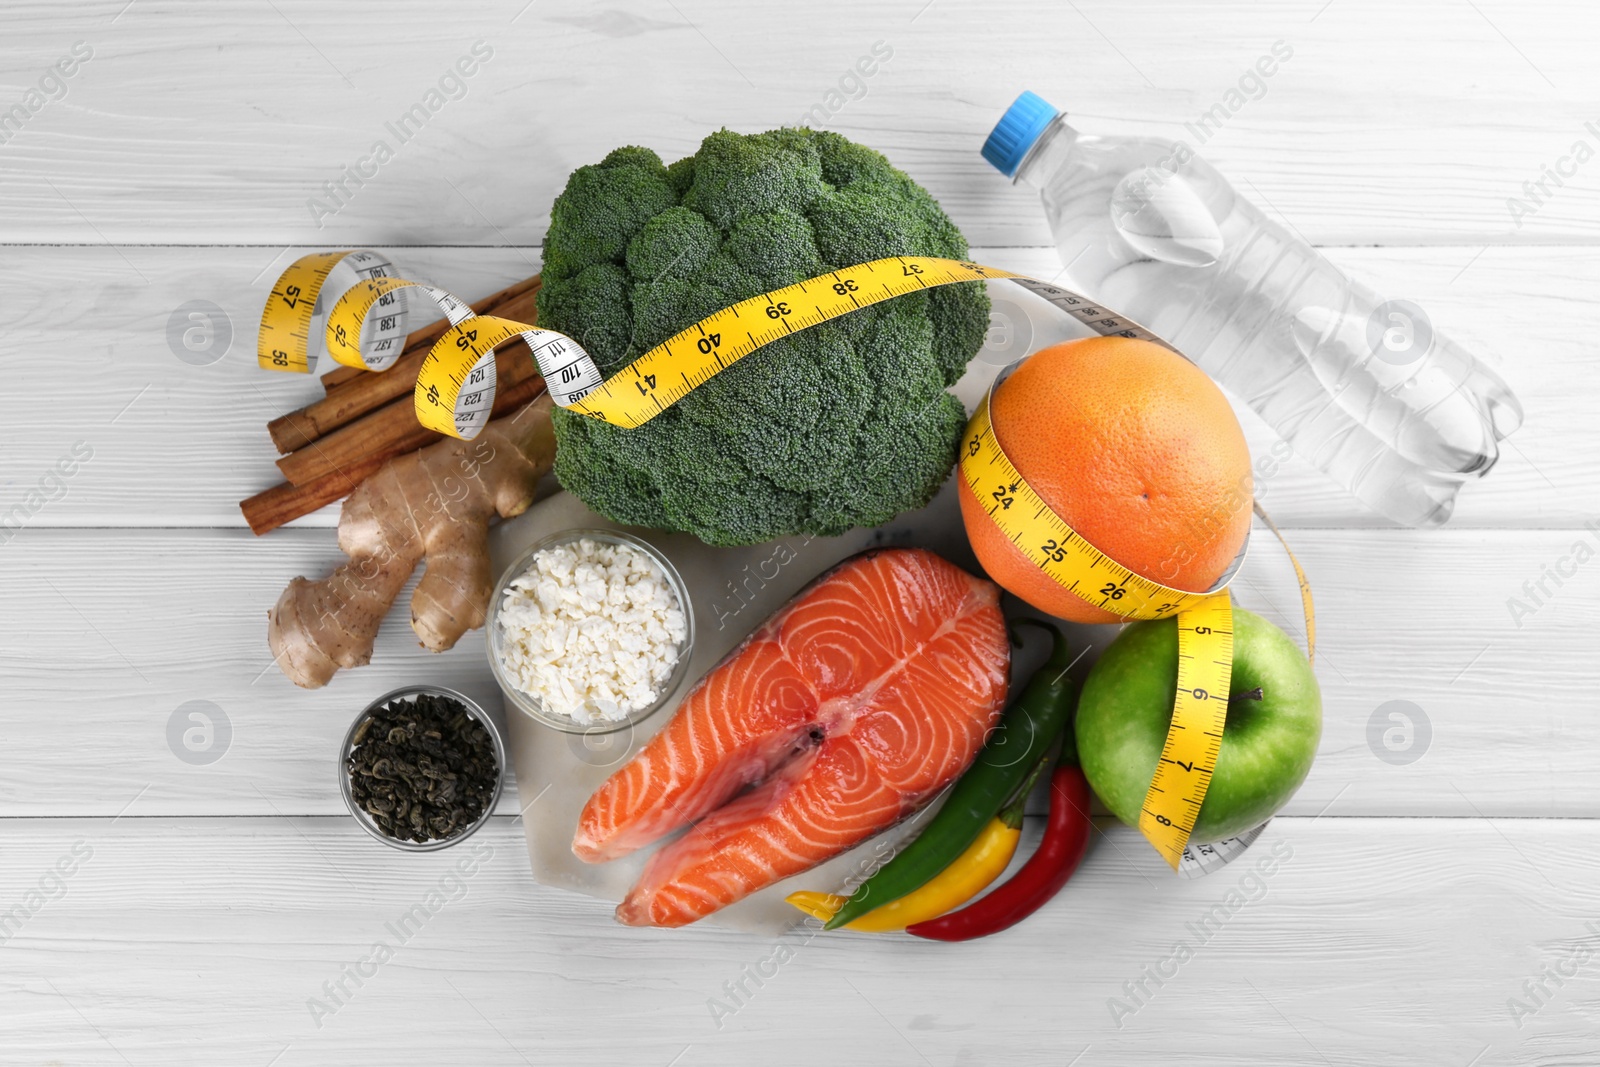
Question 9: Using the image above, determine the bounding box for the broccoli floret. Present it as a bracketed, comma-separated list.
[543, 147, 678, 281]
[538, 127, 989, 547]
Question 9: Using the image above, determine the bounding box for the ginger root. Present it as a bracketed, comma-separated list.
[268, 395, 557, 688]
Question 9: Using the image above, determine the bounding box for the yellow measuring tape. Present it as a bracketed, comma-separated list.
[256, 249, 601, 437]
[959, 393, 1238, 868]
[257, 250, 414, 375]
[259, 252, 1173, 434]
[564, 257, 1029, 428]
[258, 250, 1315, 870]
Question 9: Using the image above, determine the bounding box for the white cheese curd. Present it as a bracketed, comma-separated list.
[496, 537, 687, 724]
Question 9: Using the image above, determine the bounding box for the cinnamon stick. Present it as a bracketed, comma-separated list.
[241, 376, 550, 535]
[276, 341, 539, 487]
[318, 363, 364, 392]
[269, 274, 541, 452]
[240, 454, 391, 536]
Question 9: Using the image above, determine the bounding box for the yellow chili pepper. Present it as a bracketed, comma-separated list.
[786, 816, 1021, 932]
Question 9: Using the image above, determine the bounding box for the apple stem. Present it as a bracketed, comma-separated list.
[1228, 686, 1264, 707]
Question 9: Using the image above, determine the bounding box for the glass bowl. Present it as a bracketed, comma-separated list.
[339, 684, 506, 852]
[487, 528, 696, 735]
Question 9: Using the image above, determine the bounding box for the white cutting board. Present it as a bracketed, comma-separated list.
[486, 475, 1027, 934]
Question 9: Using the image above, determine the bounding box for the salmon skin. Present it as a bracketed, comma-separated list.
[573, 547, 1010, 928]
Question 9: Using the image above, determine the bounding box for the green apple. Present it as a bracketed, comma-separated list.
[1075, 608, 1321, 843]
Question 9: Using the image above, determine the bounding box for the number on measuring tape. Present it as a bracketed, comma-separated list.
[1177, 821, 1272, 879]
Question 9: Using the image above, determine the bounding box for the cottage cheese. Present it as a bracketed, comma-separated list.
[496, 537, 687, 724]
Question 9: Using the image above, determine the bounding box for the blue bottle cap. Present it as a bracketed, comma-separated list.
[981, 91, 1060, 178]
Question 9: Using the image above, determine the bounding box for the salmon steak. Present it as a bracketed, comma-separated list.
[574, 547, 1010, 928]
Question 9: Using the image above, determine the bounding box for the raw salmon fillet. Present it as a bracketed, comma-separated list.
[573, 547, 1009, 928]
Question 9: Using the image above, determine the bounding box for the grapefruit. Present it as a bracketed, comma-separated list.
[959, 337, 1252, 624]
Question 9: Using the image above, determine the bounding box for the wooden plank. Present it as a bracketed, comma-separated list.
[0, 526, 1590, 818]
[1, 244, 1590, 529]
[0, 0, 1597, 247]
[0, 815, 1593, 1063]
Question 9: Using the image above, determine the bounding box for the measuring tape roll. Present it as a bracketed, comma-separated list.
[257, 250, 413, 374]
[258, 251, 1315, 870]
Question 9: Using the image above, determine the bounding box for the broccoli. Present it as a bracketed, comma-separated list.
[538, 127, 990, 547]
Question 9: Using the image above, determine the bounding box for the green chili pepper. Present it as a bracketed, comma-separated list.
[824, 619, 1077, 930]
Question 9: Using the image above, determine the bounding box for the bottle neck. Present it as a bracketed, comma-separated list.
[1013, 115, 1079, 191]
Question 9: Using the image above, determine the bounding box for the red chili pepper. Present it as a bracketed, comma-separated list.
[905, 760, 1092, 942]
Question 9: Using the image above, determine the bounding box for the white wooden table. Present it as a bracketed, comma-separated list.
[4, 1, 1597, 1062]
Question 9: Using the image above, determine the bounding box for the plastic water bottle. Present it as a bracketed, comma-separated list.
[982, 91, 1522, 527]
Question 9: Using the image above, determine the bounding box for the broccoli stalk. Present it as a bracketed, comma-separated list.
[538, 127, 989, 547]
